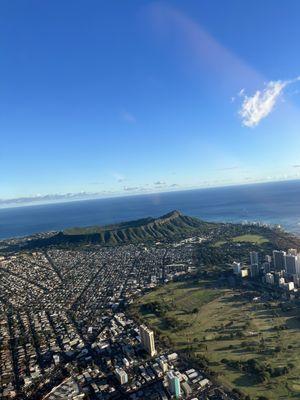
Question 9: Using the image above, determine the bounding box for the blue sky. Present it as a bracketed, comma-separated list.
[2, 0, 300, 206]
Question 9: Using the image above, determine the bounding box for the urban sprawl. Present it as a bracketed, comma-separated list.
[0, 241, 229, 400]
[0, 235, 299, 400]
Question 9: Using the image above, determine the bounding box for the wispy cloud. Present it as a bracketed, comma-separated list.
[121, 110, 136, 123]
[0, 192, 106, 207]
[123, 186, 140, 192]
[239, 77, 300, 127]
[292, 165, 300, 168]
[154, 180, 166, 186]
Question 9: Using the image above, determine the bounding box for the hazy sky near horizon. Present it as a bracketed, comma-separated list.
[2, 0, 300, 204]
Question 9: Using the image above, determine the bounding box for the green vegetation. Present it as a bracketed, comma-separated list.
[15, 210, 218, 249]
[131, 279, 300, 399]
[232, 234, 269, 245]
[213, 234, 268, 248]
[63, 210, 211, 244]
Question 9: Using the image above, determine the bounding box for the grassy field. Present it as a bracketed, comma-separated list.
[232, 234, 269, 244]
[132, 280, 300, 399]
[213, 234, 269, 247]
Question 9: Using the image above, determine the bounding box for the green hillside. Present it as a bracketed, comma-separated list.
[62, 210, 211, 245]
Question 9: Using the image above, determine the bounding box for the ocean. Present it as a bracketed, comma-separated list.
[2, 180, 300, 240]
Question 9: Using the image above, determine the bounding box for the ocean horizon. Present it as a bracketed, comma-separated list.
[2, 180, 300, 240]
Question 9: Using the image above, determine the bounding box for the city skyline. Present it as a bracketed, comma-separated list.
[2, 1, 300, 205]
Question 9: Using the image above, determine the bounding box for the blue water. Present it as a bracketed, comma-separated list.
[2, 180, 300, 240]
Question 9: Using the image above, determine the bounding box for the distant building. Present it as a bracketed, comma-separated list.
[284, 254, 300, 276]
[250, 251, 259, 266]
[262, 261, 271, 273]
[181, 381, 192, 397]
[273, 250, 286, 271]
[232, 261, 242, 275]
[265, 254, 272, 263]
[167, 371, 181, 399]
[293, 275, 300, 286]
[288, 248, 298, 256]
[265, 273, 275, 285]
[240, 268, 249, 278]
[139, 324, 156, 357]
[285, 281, 295, 291]
[250, 263, 259, 278]
[279, 277, 286, 287]
[159, 359, 168, 372]
[115, 368, 128, 384]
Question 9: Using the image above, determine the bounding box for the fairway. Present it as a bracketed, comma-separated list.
[132, 280, 300, 399]
[213, 234, 269, 247]
[232, 234, 269, 244]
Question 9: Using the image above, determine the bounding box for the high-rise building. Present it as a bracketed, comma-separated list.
[250, 263, 259, 277]
[139, 324, 156, 357]
[250, 251, 259, 266]
[115, 368, 128, 384]
[262, 261, 271, 273]
[284, 254, 297, 275]
[284, 254, 300, 276]
[273, 250, 286, 271]
[167, 371, 181, 399]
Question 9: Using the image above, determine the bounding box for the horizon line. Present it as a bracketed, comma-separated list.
[1, 177, 300, 210]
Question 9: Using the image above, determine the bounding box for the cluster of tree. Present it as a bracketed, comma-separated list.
[140, 301, 171, 317]
[163, 316, 191, 331]
[221, 358, 294, 382]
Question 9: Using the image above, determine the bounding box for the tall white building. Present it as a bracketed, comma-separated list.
[273, 250, 286, 271]
[115, 368, 128, 384]
[139, 324, 156, 357]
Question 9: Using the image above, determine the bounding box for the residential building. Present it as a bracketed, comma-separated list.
[167, 371, 181, 399]
[232, 261, 241, 275]
[250, 263, 259, 277]
[115, 368, 128, 385]
[273, 250, 286, 271]
[262, 261, 271, 273]
[139, 324, 156, 357]
[284, 254, 299, 276]
[265, 273, 275, 285]
[250, 251, 259, 266]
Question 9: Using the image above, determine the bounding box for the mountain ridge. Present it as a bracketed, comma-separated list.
[15, 210, 211, 249]
[62, 210, 207, 245]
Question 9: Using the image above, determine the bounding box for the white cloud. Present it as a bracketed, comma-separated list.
[238, 76, 300, 127]
[0, 192, 106, 206]
[239, 80, 287, 127]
